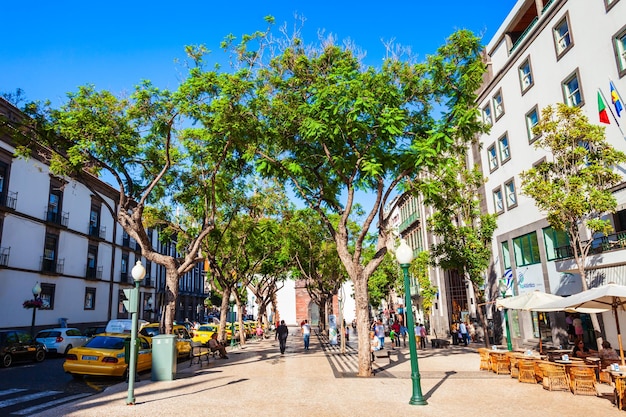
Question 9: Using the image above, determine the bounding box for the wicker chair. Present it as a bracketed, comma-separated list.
[508, 354, 519, 379]
[542, 363, 570, 391]
[599, 359, 615, 385]
[534, 360, 547, 383]
[614, 375, 626, 410]
[478, 348, 491, 371]
[518, 359, 536, 384]
[569, 367, 597, 396]
[494, 354, 510, 375]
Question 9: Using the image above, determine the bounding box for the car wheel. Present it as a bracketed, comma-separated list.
[2, 353, 12, 368]
[64, 345, 73, 356]
[34, 349, 46, 363]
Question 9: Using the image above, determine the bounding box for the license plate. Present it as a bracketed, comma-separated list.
[82, 355, 98, 361]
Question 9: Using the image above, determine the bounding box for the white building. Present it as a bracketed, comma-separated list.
[0, 97, 206, 333]
[478, 0, 626, 347]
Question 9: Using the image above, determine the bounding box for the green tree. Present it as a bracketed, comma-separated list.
[245, 28, 485, 376]
[520, 103, 626, 346]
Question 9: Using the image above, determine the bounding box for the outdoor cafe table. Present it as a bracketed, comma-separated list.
[609, 368, 626, 410]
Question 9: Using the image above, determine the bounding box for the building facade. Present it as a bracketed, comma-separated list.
[0, 97, 206, 333]
[478, 0, 626, 347]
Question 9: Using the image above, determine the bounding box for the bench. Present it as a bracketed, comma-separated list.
[431, 338, 450, 349]
[190, 341, 210, 367]
[372, 349, 390, 365]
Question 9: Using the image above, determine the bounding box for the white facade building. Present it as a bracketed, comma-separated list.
[478, 0, 626, 346]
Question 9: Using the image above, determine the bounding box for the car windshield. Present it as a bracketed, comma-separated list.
[84, 336, 126, 350]
[36, 331, 60, 338]
[199, 326, 215, 332]
[140, 328, 161, 337]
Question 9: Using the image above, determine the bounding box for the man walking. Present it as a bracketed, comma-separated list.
[276, 320, 289, 354]
[374, 319, 386, 349]
[459, 321, 469, 346]
[302, 319, 311, 350]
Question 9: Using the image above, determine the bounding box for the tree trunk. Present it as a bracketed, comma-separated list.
[218, 289, 231, 343]
[163, 266, 180, 335]
[354, 274, 373, 377]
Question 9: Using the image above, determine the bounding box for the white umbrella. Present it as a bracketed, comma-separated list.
[555, 283, 626, 366]
[496, 290, 565, 311]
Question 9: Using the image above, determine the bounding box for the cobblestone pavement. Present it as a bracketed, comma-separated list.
[32, 328, 624, 417]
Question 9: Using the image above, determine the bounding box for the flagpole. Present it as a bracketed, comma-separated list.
[599, 88, 625, 137]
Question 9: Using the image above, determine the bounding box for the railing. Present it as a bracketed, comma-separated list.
[399, 212, 420, 232]
[0, 247, 9, 266]
[541, 0, 555, 14]
[509, 16, 539, 55]
[45, 210, 69, 227]
[554, 231, 626, 260]
[88, 224, 106, 239]
[0, 191, 17, 209]
[40, 257, 65, 274]
[86, 265, 103, 280]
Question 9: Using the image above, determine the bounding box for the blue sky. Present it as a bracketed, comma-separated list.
[2, 0, 517, 106]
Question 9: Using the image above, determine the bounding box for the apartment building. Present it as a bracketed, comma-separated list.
[478, 0, 626, 346]
[0, 97, 206, 333]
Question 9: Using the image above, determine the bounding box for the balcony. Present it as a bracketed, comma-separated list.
[555, 231, 626, 273]
[0, 247, 9, 266]
[0, 191, 17, 210]
[88, 224, 106, 239]
[86, 265, 103, 280]
[40, 257, 65, 274]
[45, 210, 69, 227]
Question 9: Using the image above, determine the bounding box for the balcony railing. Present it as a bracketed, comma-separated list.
[509, 16, 539, 55]
[554, 231, 626, 260]
[0, 247, 9, 266]
[86, 265, 103, 280]
[40, 257, 65, 274]
[45, 210, 69, 227]
[0, 191, 17, 210]
[88, 224, 106, 239]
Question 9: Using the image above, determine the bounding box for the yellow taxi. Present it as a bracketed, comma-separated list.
[139, 324, 192, 359]
[63, 333, 152, 378]
[191, 324, 218, 344]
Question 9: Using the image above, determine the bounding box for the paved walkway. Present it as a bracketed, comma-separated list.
[33, 328, 624, 417]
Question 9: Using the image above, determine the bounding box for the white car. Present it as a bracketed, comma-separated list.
[35, 328, 89, 356]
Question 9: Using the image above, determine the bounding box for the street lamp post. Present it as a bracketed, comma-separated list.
[498, 279, 513, 351]
[127, 261, 145, 405]
[30, 282, 42, 337]
[229, 293, 236, 348]
[396, 239, 427, 406]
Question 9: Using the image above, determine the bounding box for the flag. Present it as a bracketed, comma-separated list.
[611, 81, 623, 117]
[598, 91, 610, 124]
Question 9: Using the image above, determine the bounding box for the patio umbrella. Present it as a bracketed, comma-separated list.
[555, 283, 626, 366]
[496, 291, 566, 353]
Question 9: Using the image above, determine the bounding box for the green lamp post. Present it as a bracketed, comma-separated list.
[396, 239, 427, 406]
[229, 293, 236, 348]
[499, 279, 513, 351]
[126, 260, 145, 405]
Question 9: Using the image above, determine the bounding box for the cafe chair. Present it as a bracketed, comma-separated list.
[494, 354, 510, 375]
[569, 367, 597, 396]
[478, 348, 491, 371]
[542, 363, 570, 392]
[507, 353, 519, 379]
[518, 359, 536, 384]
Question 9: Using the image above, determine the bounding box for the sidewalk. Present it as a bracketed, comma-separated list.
[33, 329, 624, 417]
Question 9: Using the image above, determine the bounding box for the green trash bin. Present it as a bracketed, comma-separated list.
[151, 334, 177, 381]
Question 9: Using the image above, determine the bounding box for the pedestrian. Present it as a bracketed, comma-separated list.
[369, 331, 381, 361]
[374, 319, 386, 349]
[459, 321, 469, 346]
[276, 320, 289, 354]
[420, 324, 427, 349]
[414, 323, 423, 349]
[400, 324, 407, 347]
[573, 315, 583, 342]
[301, 319, 311, 350]
[391, 321, 401, 348]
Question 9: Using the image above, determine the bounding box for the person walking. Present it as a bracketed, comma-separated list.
[276, 320, 289, 354]
[301, 319, 311, 350]
[420, 324, 427, 349]
[459, 321, 469, 346]
[391, 321, 401, 348]
[414, 323, 423, 349]
[374, 319, 386, 349]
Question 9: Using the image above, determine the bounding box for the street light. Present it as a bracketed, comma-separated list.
[396, 239, 427, 406]
[498, 279, 513, 351]
[30, 282, 42, 337]
[127, 260, 145, 405]
[229, 293, 236, 347]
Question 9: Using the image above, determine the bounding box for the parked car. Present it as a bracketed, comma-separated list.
[139, 323, 192, 359]
[63, 333, 152, 378]
[104, 319, 148, 334]
[0, 330, 47, 367]
[36, 327, 90, 356]
[82, 325, 106, 338]
[191, 325, 217, 344]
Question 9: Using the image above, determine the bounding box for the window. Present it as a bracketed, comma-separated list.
[498, 134, 510, 163]
[89, 204, 101, 238]
[84, 288, 96, 310]
[122, 231, 130, 247]
[553, 15, 573, 57]
[488, 144, 498, 171]
[86, 244, 100, 279]
[145, 260, 152, 286]
[493, 90, 504, 120]
[526, 106, 540, 142]
[492, 187, 504, 214]
[118, 290, 128, 316]
[605, 0, 621, 12]
[121, 252, 129, 282]
[482, 104, 493, 126]
[40, 283, 56, 309]
[614, 25, 626, 77]
[42, 233, 59, 273]
[504, 179, 517, 208]
[543, 227, 569, 261]
[47, 189, 62, 223]
[562, 70, 583, 107]
[513, 232, 541, 266]
[518, 58, 533, 93]
[502, 241, 511, 269]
